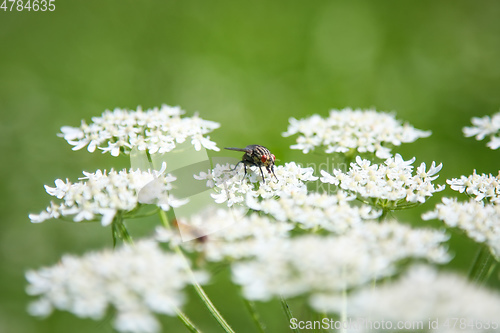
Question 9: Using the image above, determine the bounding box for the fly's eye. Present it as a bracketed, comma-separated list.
[261, 155, 267, 163]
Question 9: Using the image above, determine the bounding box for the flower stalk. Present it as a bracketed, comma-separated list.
[158, 210, 235, 333]
[468, 245, 497, 284]
[175, 307, 202, 333]
[111, 212, 133, 247]
[280, 296, 300, 333]
[242, 298, 266, 333]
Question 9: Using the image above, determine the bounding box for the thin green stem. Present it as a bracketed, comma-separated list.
[158, 210, 235, 333]
[175, 307, 202, 333]
[111, 213, 134, 247]
[485, 262, 498, 282]
[123, 207, 160, 219]
[280, 296, 300, 333]
[242, 298, 266, 333]
[119, 222, 133, 244]
[468, 245, 495, 284]
[378, 209, 388, 222]
[146, 150, 154, 165]
[468, 245, 485, 281]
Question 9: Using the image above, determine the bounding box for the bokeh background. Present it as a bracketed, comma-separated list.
[1, 1, 500, 332]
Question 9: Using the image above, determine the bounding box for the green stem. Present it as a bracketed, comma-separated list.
[158, 210, 235, 333]
[123, 207, 160, 219]
[146, 150, 154, 165]
[120, 222, 133, 244]
[378, 209, 388, 222]
[175, 307, 202, 333]
[111, 213, 133, 247]
[485, 262, 498, 282]
[242, 298, 266, 333]
[468, 245, 495, 284]
[280, 296, 300, 333]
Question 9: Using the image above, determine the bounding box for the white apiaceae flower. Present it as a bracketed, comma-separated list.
[447, 170, 500, 204]
[156, 207, 293, 262]
[58, 104, 220, 156]
[283, 108, 431, 158]
[320, 154, 444, 208]
[194, 162, 318, 206]
[423, 198, 500, 258]
[463, 112, 500, 150]
[311, 265, 500, 332]
[29, 166, 187, 226]
[26, 240, 207, 333]
[232, 221, 450, 302]
[247, 191, 381, 233]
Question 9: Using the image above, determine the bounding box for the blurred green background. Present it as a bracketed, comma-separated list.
[1, 1, 500, 332]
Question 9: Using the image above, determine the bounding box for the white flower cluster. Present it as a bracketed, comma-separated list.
[194, 162, 318, 206]
[463, 112, 500, 150]
[312, 265, 500, 332]
[447, 170, 500, 204]
[247, 191, 381, 233]
[320, 154, 444, 208]
[423, 197, 500, 258]
[232, 221, 450, 302]
[59, 104, 220, 156]
[29, 166, 186, 226]
[282, 108, 431, 158]
[26, 240, 207, 333]
[156, 207, 293, 262]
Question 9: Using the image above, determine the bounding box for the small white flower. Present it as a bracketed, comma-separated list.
[25, 240, 207, 333]
[232, 221, 450, 302]
[423, 197, 500, 258]
[29, 167, 185, 226]
[58, 105, 220, 156]
[463, 111, 500, 149]
[320, 154, 444, 208]
[194, 162, 318, 206]
[311, 265, 500, 332]
[488, 136, 500, 150]
[447, 170, 500, 204]
[247, 191, 381, 233]
[283, 108, 431, 158]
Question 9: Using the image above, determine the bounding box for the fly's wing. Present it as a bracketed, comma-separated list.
[225, 144, 265, 154]
[224, 147, 251, 153]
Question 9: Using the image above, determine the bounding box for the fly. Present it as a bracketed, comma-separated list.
[224, 144, 278, 183]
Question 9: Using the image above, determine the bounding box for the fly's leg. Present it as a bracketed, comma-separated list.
[268, 165, 278, 181]
[243, 161, 264, 183]
[228, 159, 269, 183]
[228, 160, 250, 182]
[228, 161, 243, 174]
[243, 164, 248, 181]
[258, 166, 266, 184]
